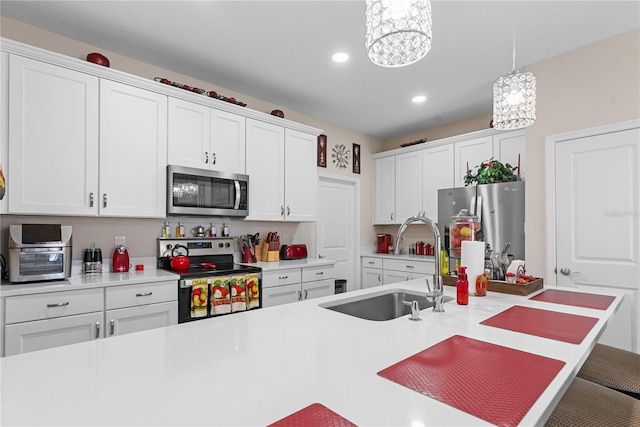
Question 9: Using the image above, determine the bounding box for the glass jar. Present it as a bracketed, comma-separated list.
[449, 209, 480, 258]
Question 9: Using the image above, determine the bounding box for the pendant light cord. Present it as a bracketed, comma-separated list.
[511, 1, 516, 73]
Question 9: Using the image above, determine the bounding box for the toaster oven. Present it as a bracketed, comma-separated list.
[8, 224, 73, 283]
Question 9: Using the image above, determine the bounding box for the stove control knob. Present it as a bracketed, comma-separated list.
[218, 243, 224, 248]
[225, 243, 231, 248]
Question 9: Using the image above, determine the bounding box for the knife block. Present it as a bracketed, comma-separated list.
[257, 241, 279, 262]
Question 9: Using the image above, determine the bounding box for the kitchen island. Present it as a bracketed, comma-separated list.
[0, 279, 622, 426]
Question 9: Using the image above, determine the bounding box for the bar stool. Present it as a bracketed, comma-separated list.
[545, 377, 640, 426]
[577, 343, 640, 399]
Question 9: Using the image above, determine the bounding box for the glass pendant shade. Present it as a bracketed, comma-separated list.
[365, 0, 432, 67]
[492, 71, 536, 130]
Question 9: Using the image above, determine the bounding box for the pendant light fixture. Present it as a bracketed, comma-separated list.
[365, 0, 432, 67]
[492, 6, 536, 130]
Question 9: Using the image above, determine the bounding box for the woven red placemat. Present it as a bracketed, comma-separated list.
[268, 403, 357, 427]
[529, 289, 615, 310]
[481, 305, 598, 344]
[378, 335, 565, 427]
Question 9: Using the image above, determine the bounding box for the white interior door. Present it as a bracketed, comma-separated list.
[317, 174, 359, 292]
[551, 124, 640, 352]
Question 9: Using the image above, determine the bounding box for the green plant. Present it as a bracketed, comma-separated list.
[463, 158, 519, 186]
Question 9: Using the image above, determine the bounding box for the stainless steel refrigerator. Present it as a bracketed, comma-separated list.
[437, 181, 525, 260]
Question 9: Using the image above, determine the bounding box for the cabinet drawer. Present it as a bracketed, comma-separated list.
[262, 268, 302, 288]
[362, 256, 383, 269]
[383, 258, 434, 275]
[5, 288, 104, 324]
[105, 281, 177, 310]
[302, 265, 335, 283]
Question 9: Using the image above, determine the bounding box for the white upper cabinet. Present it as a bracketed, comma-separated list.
[492, 130, 526, 179]
[99, 80, 167, 217]
[422, 143, 454, 223]
[1, 51, 9, 214]
[453, 136, 493, 187]
[168, 98, 246, 174]
[373, 156, 396, 224]
[395, 151, 423, 223]
[8, 55, 100, 215]
[245, 119, 316, 221]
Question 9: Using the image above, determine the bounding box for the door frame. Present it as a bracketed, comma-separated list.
[544, 119, 640, 285]
[317, 172, 361, 291]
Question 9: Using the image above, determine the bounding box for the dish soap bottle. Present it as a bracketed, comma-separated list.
[456, 266, 469, 305]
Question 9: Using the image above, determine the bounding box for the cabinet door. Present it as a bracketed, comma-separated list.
[362, 267, 383, 289]
[373, 156, 396, 224]
[8, 55, 99, 215]
[99, 80, 167, 217]
[382, 270, 412, 285]
[302, 279, 334, 300]
[454, 136, 493, 187]
[167, 97, 210, 170]
[422, 144, 454, 223]
[284, 129, 317, 221]
[210, 109, 246, 173]
[395, 152, 423, 223]
[262, 283, 301, 307]
[4, 311, 103, 356]
[105, 301, 177, 337]
[245, 119, 285, 220]
[493, 130, 526, 179]
[1, 52, 8, 214]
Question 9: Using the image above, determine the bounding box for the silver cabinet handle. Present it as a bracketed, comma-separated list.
[406, 265, 415, 269]
[47, 301, 70, 308]
[368, 261, 375, 265]
[391, 213, 394, 221]
[95, 322, 101, 339]
[135, 292, 153, 297]
[378, 274, 381, 282]
[304, 289, 308, 299]
[281, 205, 285, 215]
[296, 290, 302, 301]
[212, 152, 216, 165]
[89, 192, 94, 207]
[205, 151, 209, 164]
[110, 319, 115, 336]
[287, 205, 291, 216]
[319, 255, 326, 258]
[103, 193, 107, 208]
[278, 276, 288, 280]
[315, 271, 324, 275]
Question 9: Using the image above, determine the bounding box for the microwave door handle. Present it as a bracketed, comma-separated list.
[234, 180, 241, 209]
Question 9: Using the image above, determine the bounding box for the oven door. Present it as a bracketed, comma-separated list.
[167, 165, 248, 217]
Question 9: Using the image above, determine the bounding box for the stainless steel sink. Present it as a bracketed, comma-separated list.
[320, 289, 453, 321]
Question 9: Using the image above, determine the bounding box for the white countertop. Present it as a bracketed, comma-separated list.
[0, 281, 622, 426]
[0, 268, 179, 297]
[362, 252, 436, 261]
[241, 257, 336, 271]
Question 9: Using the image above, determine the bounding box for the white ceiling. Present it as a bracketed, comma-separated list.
[2, 1, 638, 140]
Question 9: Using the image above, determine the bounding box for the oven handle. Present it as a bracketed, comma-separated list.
[179, 279, 191, 289]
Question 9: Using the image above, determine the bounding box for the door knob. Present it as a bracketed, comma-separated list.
[560, 267, 571, 275]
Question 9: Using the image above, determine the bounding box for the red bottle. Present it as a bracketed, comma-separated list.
[457, 266, 469, 305]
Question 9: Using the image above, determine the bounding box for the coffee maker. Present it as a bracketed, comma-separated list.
[112, 245, 130, 272]
[377, 234, 392, 254]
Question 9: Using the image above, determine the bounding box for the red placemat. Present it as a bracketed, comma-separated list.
[480, 305, 598, 344]
[529, 289, 615, 310]
[378, 335, 565, 427]
[268, 403, 357, 427]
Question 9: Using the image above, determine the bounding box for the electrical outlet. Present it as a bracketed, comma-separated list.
[115, 236, 126, 247]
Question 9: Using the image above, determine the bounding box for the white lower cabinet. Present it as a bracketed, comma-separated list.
[104, 281, 177, 337]
[262, 264, 335, 308]
[361, 256, 435, 287]
[362, 267, 383, 288]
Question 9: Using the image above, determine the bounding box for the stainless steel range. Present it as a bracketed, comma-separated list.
[157, 237, 262, 323]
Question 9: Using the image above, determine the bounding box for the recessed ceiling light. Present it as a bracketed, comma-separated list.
[332, 52, 349, 63]
[412, 95, 427, 103]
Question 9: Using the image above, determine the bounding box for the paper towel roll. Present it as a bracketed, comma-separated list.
[461, 241, 485, 296]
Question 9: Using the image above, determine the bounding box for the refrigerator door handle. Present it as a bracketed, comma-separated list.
[470, 196, 482, 222]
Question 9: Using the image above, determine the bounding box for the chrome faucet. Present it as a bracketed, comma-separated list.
[394, 215, 445, 312]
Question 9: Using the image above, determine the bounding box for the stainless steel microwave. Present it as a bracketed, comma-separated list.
[167, 165, 249, 217]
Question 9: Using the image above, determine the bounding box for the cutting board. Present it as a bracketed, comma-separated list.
[378, 335, 565, 427]
[480, 305, 599, 344]
[268, 403, 357, 427]
[529, 289, 615, 310]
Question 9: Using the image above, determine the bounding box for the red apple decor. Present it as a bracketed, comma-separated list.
[86, 52, 110, 67]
